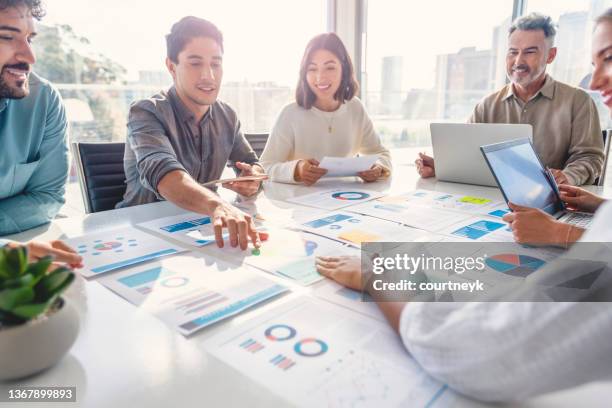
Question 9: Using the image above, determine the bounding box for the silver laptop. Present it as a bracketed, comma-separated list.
[431, 123, 533, 187]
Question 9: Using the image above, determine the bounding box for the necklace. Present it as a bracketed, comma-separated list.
[326, 112, 335, 133]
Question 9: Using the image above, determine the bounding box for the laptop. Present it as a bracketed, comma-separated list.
[480, 138, 592, 228]
[430, 123, 532, 187]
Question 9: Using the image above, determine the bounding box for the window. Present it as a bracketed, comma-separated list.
[362, 0, 514, 148]
[34, 0, 327, 213]
[37, 0, 327, 141]
[525, 0, 612, 130]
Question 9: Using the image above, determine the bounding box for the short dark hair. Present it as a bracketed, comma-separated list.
[166, 16, 223, 63]
[296, 32, 359, 109]
[0, 0, 45, 20]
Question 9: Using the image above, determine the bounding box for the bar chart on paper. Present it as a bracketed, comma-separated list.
[207, 298, 447, 407]
[99, 255, 288, 335]
[66, 227, 185, 277]
[299, 212, 427, 246]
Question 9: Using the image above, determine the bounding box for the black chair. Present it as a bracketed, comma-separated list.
[244, 133, 269, 159]
[72, 142, 127, 213]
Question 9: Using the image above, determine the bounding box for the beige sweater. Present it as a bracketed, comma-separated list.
[260, 98, 392, 183]
[468, 75, 604, 186]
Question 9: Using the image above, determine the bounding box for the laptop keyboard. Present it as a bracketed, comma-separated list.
[561, 212, 592, 228]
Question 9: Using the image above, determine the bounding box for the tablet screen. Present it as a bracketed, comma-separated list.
[482, 140, 562, 215]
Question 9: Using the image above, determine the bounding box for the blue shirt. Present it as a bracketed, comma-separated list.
[0, 73, 68, 235]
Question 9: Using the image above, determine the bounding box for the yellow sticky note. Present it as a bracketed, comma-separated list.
[338, 229, 382, 244]
[459, 196, 491, 205]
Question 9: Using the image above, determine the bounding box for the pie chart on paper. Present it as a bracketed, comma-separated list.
[485, 254, 546, 278]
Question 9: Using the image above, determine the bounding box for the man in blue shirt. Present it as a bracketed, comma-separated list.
[0, 0, 68, 235]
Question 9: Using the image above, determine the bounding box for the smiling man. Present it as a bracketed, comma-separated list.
[416, 13, 604, 186]
[0, 0, 70, 235]
[118, 17, 263, 250]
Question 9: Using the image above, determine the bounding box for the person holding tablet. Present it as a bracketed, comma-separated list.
[317, 9, 612, 402]
[259, 33, 391, 185]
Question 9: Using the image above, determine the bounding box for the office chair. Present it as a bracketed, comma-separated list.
[72, 142, 127, 213]
[244, 133, 269, 159]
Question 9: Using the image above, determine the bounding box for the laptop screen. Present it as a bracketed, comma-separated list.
[481, 139, 563, 215]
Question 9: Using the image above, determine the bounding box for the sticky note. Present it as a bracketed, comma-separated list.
[338, 229, 382, 244]
[459, 196, 491, 205]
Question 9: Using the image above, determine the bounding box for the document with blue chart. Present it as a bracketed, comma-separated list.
[206, 297, 448, 407]
[286, 188, 385, 211]
[65, 226, 186, 278]
[98, 254, 288, 336]
[438, 216, 515, 242]
[138, 212, 225, 247]
[299, 212, 427, 247]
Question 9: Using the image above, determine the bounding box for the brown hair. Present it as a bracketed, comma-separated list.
[295, 33, 359, 109]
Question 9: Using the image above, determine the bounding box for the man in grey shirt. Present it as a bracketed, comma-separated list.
[118, 16, 265, 250]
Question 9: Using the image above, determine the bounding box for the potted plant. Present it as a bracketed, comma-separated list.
[0, 245, 80, 381]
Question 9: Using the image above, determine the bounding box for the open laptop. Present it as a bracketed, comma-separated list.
[430, 123, 532, 186]
[480, 138, 592, 228]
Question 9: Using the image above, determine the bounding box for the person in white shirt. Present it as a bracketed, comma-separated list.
[259, 33, 391, 185]
[316, 9, 612, 402]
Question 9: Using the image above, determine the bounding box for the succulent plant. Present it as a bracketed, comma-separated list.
[0, 246, 75, 328]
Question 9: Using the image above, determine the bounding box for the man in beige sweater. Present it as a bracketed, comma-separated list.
[417, 13, 604, 186]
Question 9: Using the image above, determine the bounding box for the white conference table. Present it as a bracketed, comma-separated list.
[2, 162, 612, 408]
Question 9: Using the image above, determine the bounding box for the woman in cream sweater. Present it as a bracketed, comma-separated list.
[260, 33, 391, 185]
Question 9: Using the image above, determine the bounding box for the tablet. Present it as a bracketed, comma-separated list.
[480, 138, 564, 216]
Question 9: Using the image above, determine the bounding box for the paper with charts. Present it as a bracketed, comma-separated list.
[206, 298, 447, 407]
[439, 216, 514, 242]
[319, 155, 379, 177]
[286, 188, 385, 211]
[348, 199, 472, 232]
[98, 255, 288, 336]
[138, 212, 222, 247]
[66, 227, 186, 278]
[299, 212, 427, 246]
[373, 190, 510, 218]
[202, 227, 357, 286]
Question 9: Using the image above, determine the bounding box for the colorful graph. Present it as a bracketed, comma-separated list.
[270, 354, 296, 370]
[240, 338, 265, 353]
[303, 240, 318, 256]
[265, 324, 297, 341]
[78, 238, 139, 256]
[331, 192, 371, 201]
[488, 209, 510, 218]
[485, 254, 546, 278]
[452, 220, 504, 240]
[294, 338, 329, 357]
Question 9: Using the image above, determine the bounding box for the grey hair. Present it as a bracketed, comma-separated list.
[509, 13, 557, 45]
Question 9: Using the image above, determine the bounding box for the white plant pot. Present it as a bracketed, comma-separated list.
[0, 298, 80, 381]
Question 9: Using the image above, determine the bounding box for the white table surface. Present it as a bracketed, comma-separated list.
[2, 158, 611, 408]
